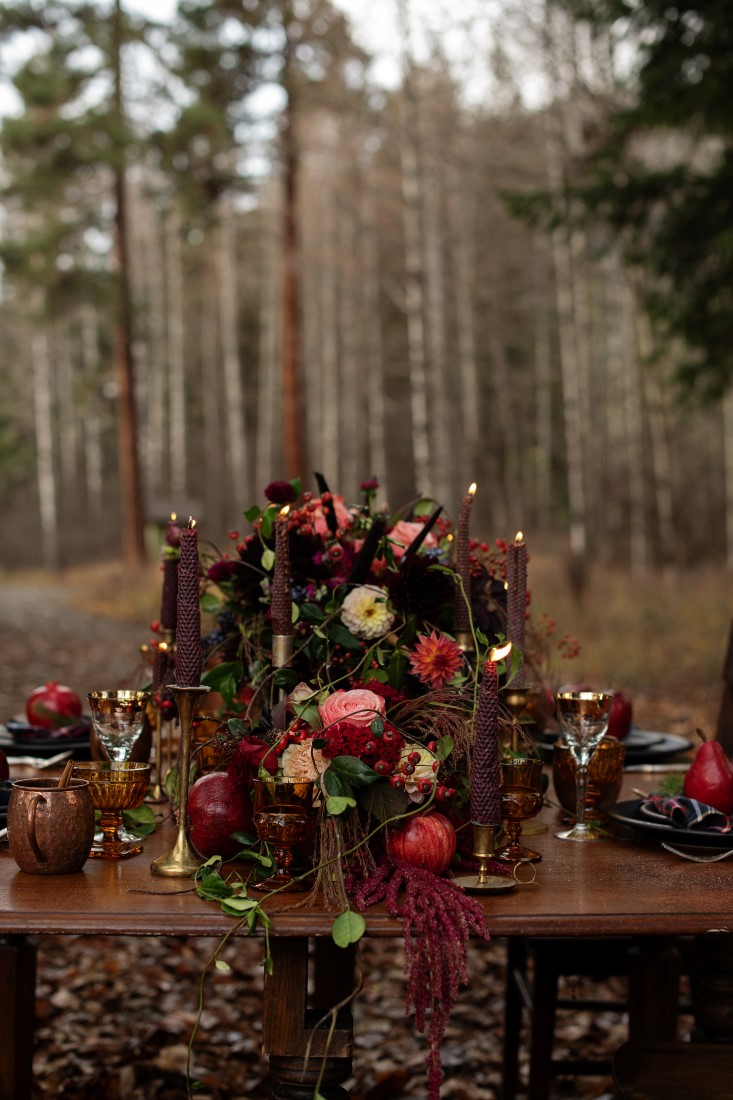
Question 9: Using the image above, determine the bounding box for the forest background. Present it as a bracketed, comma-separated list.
[0, 0, 732, 713]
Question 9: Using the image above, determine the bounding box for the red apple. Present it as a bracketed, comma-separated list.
[386, 811, 457, 874]
[0, 747, 8, 782]
[26, 682, 82, 729]
[187, 772, 253, 860]
[606, 691, 633, 741]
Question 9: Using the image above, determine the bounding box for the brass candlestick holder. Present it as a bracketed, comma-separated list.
[150, 684, 209, 878]
[149, 632, 175, 802]
[454, 631, 475, 654]
[272, 634, 294, 701]
[454, 823, 516, 893]
[502, 685, 543, 753]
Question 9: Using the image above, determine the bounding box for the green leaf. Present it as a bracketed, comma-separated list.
[436, 735, 454, 762]
[196, 873, 234, 900]
[244, 504, 261, 523]
[260, 509, 274, 541]
[215, 959, 231, 972]
[289, 477, 302, 496]
[261, 547, 275, 572]
[264, 953, 274, 976]
[329, 755, 380, 787]
[358, 782, 411, 822]
[371, 715, 385, 736]
[122, 803, 157, 836]
[236, 850, 273, 868]
[475, 629, 489, 647]
[292, 702, 320, 728]
[322, 768, 350, 798]
[273, 668, 299, 691]
[331, 908, 366, 948]
[365, 668, 389, 683]
[300, 603, 326, 623]
[221, 896, 260, 916]
[411, 498, 435, 517]
[328, 623, 364, 650]
[326, 795, 357, 816]
[388, 649, 408, 688]
[202, 660, 243, 692]
[229, 831, 256, 846]
[200, 592, 222, 614]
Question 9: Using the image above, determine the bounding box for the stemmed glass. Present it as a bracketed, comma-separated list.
[72, 762, 151, 859]
[554, 691, 613, 842]
[495, 757, 545, 863]
[88, 691, 150, 763]
[251, 778, 315, 892]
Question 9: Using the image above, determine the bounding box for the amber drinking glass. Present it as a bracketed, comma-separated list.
[554, 691, 613, 842]
[553, 736, 626, 824]
[72, 761, 151, 859]
[495, 757, 545, 863]
[251, 778, 315, 892]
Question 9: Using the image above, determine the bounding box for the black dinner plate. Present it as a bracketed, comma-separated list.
[608, 798, 733, 849]
[534, 727, 692, 765]
[0, 725, 90, 760]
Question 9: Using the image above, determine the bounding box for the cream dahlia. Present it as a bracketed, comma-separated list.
[280, 738, 327, 782]
[341, 585, 395, 640]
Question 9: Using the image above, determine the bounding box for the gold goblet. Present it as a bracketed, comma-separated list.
[251, 778, 315, 892]
[495, 757, 545, 863]
[72, 761, 151, 860]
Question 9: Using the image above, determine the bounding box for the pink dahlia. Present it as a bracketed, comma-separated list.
[408, 631, 464, 691]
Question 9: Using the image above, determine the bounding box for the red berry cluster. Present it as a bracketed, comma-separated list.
[320, 719, 405, 772]
[272, 718, 312, 756]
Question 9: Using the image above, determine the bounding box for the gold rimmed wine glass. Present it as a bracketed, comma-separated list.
[251, 778, 315, 892]
[554, 691, 613, 842]
[72, 761, 151, 859]
[495, 757, 545, 863]
[87, 690, 150, 763]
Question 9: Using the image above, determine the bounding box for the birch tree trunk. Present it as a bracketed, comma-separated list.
[422, 138, 451, 505]
[339, 199, 360, 497]
[199, 238, 224, 524]
[620, 271, 646, 574]
[217, 202, 248, 502]
[54, 320, 78, 491]
[359, 167, 387, 482]
[30, 300, 59, 570]
[319, 189, 340, 483]
[256, 196, 280, 486]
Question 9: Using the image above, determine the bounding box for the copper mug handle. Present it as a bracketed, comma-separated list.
[26, 794, 48, 870]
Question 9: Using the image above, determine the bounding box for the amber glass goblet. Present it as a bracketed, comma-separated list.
[553, 736, 626, 825]
[72, 761, 151, 859]
[495, 757, 545, 863]
[554, 691, 613, 842]
[251, 778, 315, 892]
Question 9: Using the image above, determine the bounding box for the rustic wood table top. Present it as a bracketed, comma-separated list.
[1, 773, 731, 940]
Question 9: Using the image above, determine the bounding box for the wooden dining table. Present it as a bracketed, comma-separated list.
[2, 771, 733, 1099]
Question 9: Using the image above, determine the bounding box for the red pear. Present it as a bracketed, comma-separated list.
[683, 729, 733, 814]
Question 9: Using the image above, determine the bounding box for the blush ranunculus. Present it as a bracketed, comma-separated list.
[318, 688, 386, 729]
[388, 520, 438, 559]
[310, 495, 353, 536]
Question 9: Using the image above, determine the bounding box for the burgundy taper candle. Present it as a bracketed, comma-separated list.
[160, 557, 178, 632]
[470, 643, 511, 826]
[453, 483, 476, 633]
[271, 506, 293, 636]
[506, 531, 527, 687]
[174, 518, 202, 687]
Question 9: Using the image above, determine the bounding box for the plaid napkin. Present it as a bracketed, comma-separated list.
[643, 795, 733, 833]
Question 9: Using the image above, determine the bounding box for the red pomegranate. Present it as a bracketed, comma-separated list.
[386, 811, 457, 875]
[26, 682, 82, 729]
[187, 772, 253, 860]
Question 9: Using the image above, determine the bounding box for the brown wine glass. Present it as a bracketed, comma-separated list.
[495, 757, 545, 863]
[72, 761, 151, 860]
[251, 778, 315, 892]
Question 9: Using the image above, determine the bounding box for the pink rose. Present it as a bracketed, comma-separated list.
[318, 688, 386, 729]
[388, 519, 438, 559]
[311, 495, 353, 536]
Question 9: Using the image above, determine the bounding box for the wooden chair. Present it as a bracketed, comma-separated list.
[502, 936, 686, 1100]
[612, 1040, 733, 1100]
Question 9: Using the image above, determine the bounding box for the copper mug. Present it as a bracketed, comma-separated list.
[7, 778, 95, 875]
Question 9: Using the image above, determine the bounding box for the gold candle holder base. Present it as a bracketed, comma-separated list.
[453, 823, 517, 894]
[150, 684, 209, 878]
[147, 705, 167, 804]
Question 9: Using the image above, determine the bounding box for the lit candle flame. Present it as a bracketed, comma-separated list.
[188, 516, 196, 529]
[170, 512, 177, 521]
[489, 641, 512, 663]
[279, 505, 290, 518]
[515, 530, 524, 542]
[159, 642, 168, 653]
[468, 482, 477, 496]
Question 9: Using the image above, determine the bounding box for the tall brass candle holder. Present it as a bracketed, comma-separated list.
[150, 684, 209, 878]
[454, 823, 516, 893]
[149, 632, 175, 802]
[454, 631, 475, 654]
[272, 634, 294, 701]
[503, 685, 543, 754]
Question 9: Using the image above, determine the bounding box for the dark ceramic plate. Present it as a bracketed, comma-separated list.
[608, 798, 733, 849]
[0, 725, 90, 760]
[534, 727, 692, 765]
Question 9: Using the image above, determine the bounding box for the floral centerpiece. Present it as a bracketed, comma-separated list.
[192, 476, 576, 1099]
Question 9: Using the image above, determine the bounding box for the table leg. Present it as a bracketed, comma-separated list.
[627, 937, 681, 1041]
[693, 931, 733, 1041]
[0, 935, 36, 1100]
[262, 937, 353, 1099]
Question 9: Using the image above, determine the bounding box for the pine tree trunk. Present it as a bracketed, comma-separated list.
[30, 300, 60, 570]
[79, 304, 104, 524]
[339, 201, 360, 497]
[422, 143, 451, 505]
[256, 196, 280, 486]
[319, 189, 340, 483]
[533, 236, 553, 531]
[360, 172, 387, 482]
[217, 202, 248, 501]
[165, 204, 187, 502]
[620, 270, 646, 574]
[112, 0, 144, 564]
[281, 64, 307, 479]
[723, 390, 733, 569]
[54, 320, 78, 491]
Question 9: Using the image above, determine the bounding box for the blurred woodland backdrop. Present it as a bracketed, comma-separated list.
[1, 0, 732, 583]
